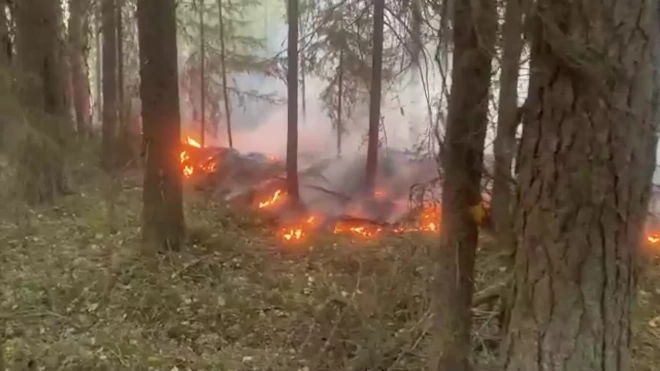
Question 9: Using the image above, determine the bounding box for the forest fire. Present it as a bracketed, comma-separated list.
[179, 136, 219, 178]
[254, 188, 442, 242]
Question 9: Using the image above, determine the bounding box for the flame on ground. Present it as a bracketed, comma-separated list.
[255, 189, 443, 242]
[279, 216, 317, 241]
[258, 190, 284, 208]
[179, 136, 218, 178]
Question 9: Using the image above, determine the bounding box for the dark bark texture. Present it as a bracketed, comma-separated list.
[431, 0, 496, 368]
[491, 0, 526, 252]
[500, 0, 660, 370]
[137, 0, 185, 251]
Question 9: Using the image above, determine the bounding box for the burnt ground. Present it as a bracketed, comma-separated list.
[0, 169, 658, 371]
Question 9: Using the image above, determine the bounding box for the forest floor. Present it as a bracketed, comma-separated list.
[0, 168, 659, 371]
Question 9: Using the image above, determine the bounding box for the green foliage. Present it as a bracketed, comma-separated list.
[177, 0, 277, 135]
[298, 0, 438, 134]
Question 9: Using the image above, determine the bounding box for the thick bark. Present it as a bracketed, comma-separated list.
[217, 0, 233, 148]
[68, 0, 92, 138]
[364, 0, 384, 195]
[14, 0, 70, 203]
[137, 0, 185, 252]
[431, 0, 495, 368]
[286, 0, 300, 202]
[500, 1, 660, 370]
[102, 0, 118, 169]
[490, 0, 526, 251]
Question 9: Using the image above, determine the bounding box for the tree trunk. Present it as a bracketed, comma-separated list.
[431, 0, 496, 368]
[490, 0, 525, 253]
[499, 2, 660, 370]
[217, 0, 233, 148]
[300, 17, 306, 125]
[0, 0, 10, 66]
[409, 0, 422, 67]
[336, 44, 344, 158]
[116, 0, 124, 124]
[286, 0, 300, 203]
[95, 5, 103, 127]
[102, 0, 118, 169]
[137, 0, 185, 252]
[68, 0, 92, 138]
[364, 0, 384, 195]
[14, 0, 70, 203]
[198, 0, 206, 147]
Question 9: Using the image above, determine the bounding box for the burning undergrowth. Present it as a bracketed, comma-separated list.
[178, 136, 445, 243]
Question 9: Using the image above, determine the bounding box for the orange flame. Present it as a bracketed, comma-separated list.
[333, 220, 382, 238]
[647, 234, 660, 244]
[258, 190, 285, 208]
[180, 150, 194, 177]
[418, 203, 440, 232]
[279, 216, 317, 242]
[187, 137, 201, 148]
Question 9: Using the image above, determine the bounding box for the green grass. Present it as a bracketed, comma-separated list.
[0, 171, 658, 370]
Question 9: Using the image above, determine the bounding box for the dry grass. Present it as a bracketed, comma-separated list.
[0, 169, 658, 370]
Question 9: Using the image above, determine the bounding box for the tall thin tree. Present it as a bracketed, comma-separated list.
[216, 0, 233, 148]
[490, 0, 526, 254]
[198, 0, 206, 147]
[68, 0, 92, 138]
[101, 0, 118, 169]
[364, 0, 384, 195]
[286, 0, 300, 203]
[137, 0, 185, 251]
[431, 0, 496, 368]
[0, 0, 11, 66]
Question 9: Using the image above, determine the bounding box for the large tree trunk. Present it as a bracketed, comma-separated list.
[431, 0, 496, 368]
[137, 0, 185, 252]
[217, 0, 233, 148]
[499, 1, 660, 370]
[14, 0, 70, 203]
[490, 0, 525, 252]
[102, 0, 117, 169]
[364, 0, 384, 195]
[68, 0, 92, 138]
[286, 0, 300, 203]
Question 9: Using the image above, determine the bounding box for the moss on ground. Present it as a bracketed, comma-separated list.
[0, 173, 657, 370]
